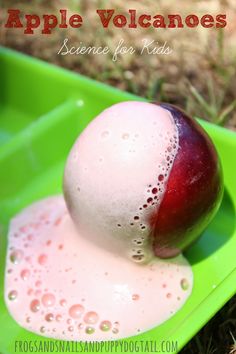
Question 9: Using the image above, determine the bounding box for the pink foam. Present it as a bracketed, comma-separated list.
[64, 101, 179, 262]
[5, 196, 193, 341]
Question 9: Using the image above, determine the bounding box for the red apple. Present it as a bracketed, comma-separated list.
[64, 101, 223, 262]
[150, 103, 223, 258]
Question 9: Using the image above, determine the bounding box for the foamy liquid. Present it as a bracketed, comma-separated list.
[64, 102, 179, 263]
[5, 196, 193, 341]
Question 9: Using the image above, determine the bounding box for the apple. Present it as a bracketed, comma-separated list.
[63, 101, 223, 261]
[150, 103, 223, 258]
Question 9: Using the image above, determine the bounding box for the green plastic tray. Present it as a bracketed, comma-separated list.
[0, 47, 235, 354]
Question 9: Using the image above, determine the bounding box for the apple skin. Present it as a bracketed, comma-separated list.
[150, 103, 224, 258]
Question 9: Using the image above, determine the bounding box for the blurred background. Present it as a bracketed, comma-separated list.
[1, 0, 236, 130]
[0, 0, 236, 353]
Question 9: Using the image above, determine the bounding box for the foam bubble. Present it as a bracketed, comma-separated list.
[8, 290, 18, 301]
[45, 313, 54, 322]
[180, 278, 189, 291]
[60, 299, 66, 307]
[69, 304, 84, 319]
[100, 320, 111, 332]
[42, 293, 55, 307]
[20, 269, 30, 281]
[38, 254, 48, 266]
[84, 311, 99, 324]
[40, 326, 46, 333]
[112, 328, 119, 334]
[30, 299, 40, 313]
[10, 250, 24, 264]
